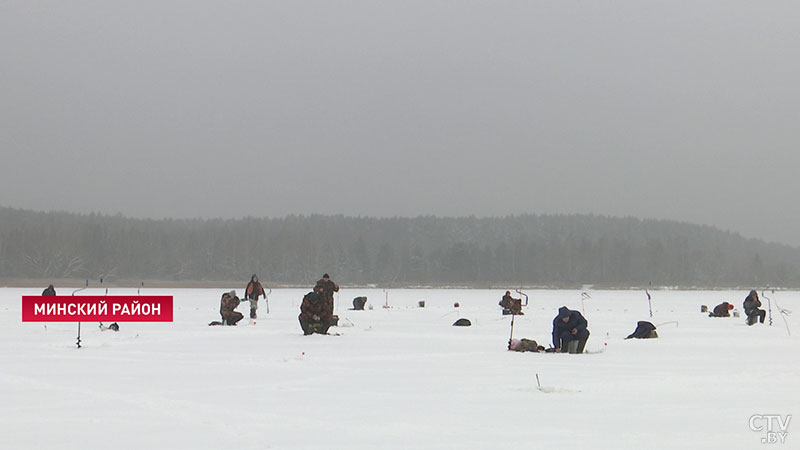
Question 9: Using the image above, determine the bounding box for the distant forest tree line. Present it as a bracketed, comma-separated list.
[1, 206, 799, 288]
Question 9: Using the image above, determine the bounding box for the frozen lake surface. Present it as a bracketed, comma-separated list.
[1, 287, 797, 449]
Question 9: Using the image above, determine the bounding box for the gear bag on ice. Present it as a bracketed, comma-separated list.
[625, 321, 658, 339]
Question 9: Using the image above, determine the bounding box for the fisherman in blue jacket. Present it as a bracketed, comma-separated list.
[552, 306, 590, 354]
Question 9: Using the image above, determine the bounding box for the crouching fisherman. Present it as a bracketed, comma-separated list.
[708, 302, 734, 317]
[743, 290, 766, 325]
[217, 290, 244, 326]
[352, 296, 367, 310]
[299, 286, 333, 335]
[552, 306, 590, 353]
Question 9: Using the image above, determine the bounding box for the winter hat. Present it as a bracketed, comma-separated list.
[505, 291, 511, 296]
[727, 303, 734, 310]
[323, 273, 330, 279]
[229, 290, 236, 297]
[556, 306, 571, 320]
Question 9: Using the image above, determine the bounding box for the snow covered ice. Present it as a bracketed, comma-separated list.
[1, 287, 797, 449]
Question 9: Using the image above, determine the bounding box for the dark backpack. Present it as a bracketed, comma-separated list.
[626, 321, 657, 339]
[453, 318, 472, 327]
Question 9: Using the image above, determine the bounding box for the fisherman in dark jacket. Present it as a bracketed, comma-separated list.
[42, 284, 56, 296]
[743, 290, 766, 325]
[352, 296, 367, 310]
[552, 306, 590, 353]
[299, 286, 333, 335]
[709, 302, 734, 318]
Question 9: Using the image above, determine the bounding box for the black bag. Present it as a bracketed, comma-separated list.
[453, 318, 472, 327]
[625, 321, 657, 339]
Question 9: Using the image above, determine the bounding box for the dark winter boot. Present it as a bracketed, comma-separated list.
[576, 338, 588, 353]
[250, 308, 257, 319]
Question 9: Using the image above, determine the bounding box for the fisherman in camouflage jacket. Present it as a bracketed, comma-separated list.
[314, 273, 339, 310]
[220, 290, 244, 326]
[298, 286, 333, 335]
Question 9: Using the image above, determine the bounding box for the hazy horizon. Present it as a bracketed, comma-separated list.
[4, 203, 795, 251]
[2, 2, 798, 246]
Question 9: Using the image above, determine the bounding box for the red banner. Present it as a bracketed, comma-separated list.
[22, 296, 173, 322]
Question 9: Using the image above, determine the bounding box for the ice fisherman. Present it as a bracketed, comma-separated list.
[352, 296, 367, 310]
[299, 285, 333, 335]
[314, 273, 339, 310]
[499, 290, 523, 315]
[708, 302, 734, 318]
[743, 290, 766, 325]
[219, 290, 244, 326]
[42, 284, 56, 296]
[244, 274, 267, 319]
[552, 306, 590, 353]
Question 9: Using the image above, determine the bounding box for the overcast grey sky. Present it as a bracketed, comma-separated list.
[1, 1, 798, 246]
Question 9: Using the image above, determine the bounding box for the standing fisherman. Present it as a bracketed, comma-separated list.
[314, 273, 339, 311]
[244, 274, 267, 319]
